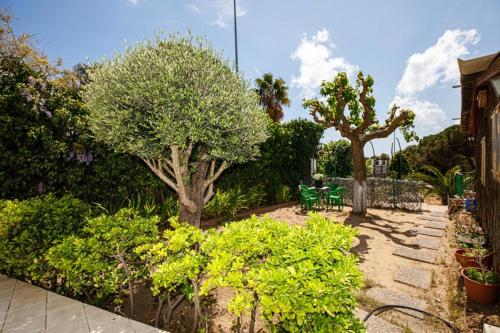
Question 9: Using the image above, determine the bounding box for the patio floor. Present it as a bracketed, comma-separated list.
[0, 275, 166, 333]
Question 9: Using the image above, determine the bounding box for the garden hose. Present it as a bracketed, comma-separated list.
[363, 305, 461, 333]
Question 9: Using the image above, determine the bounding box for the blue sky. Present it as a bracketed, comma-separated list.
[4, 0, 500, 154]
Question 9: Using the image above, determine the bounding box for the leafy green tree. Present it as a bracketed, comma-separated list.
[255, 73, 291, 122]
[318, 139, 353, 177]
[83, 35, 269, 227]
[304, 72, 417, 215]
[389, 151, 412, 179]
[403, 125, 474, 173]
[46, 209, 159, 316]
[413, 165, 461, 204]
[202, 214, 364, 333]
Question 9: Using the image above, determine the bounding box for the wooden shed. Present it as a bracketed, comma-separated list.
[458, 51, 500, 273]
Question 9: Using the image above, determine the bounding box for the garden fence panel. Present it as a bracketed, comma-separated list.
[326, 177, 423, 211]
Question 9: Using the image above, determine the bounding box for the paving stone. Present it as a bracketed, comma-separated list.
[394, 266, 432, 289]
[2, 301, 46, 333]
[366, 287, 428, 319]
[423, 221, 446, 230]
[414, 227, 444, 238]
[411, 237, 441, 250]
[417, 215, 446, 222]
[0, 276, 166, 333]
[355, 308, 403, 333]
[430, 211, 447, 217]
[46, 292, 89, 332]
[393, 245, 437, 264]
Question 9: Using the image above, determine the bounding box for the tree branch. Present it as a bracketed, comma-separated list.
[361, 110, 411, 143]
[203, 160, 227, 190]
[358, 76, 376, 132]
[142, 157, 179, 192]
[203, 160, 216, 204]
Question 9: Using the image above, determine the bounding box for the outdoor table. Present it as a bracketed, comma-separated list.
[310, 186, 330, 208]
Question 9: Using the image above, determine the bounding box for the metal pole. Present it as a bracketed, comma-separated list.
[233, 0, 239, 72]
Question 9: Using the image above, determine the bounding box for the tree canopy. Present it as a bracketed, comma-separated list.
[83, 34, 270, 226]
[304, 72, 417, 214]
[402, 125, 473, 173]
[255, 73, 291, 122]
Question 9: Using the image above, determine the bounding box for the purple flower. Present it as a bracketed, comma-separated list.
[77, 152, 93, 166]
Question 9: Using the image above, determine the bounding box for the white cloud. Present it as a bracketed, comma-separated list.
[397, 29, 480, 95]
[391, 96, 450, 135]
[291, 28, 358, 98]
[189, 0, 246, 29]
[186, 4, 202, 14]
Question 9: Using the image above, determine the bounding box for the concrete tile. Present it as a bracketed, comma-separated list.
[417, 215, 446, 222]
[393, 245, 437, 264]
[2, 305, 46, 333]
[423, 222, 446, 230]
[411, 237, 441, 250]
[366, 287, 428, 319]
[413, 227, 444, 238]
[394, 266, 432, 289]
[355, 308, 403, 333]
[89, 316, 135, 333]
[129, 318, 166, 332]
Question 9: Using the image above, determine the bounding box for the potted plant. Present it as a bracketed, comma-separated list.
[461, 268, 500, 304]
[312, 173, 325, 188]
[454, 246, 493, 269]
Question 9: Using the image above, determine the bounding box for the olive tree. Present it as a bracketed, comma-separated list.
[83, 35, 270, 227]
[304, 72, 416, 215]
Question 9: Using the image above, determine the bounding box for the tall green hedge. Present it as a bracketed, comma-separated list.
[0, 55, 166, 206]
[218, 119, 324, 202]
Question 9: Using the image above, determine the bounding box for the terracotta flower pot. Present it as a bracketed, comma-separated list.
[454, 249, 493, 269]
[461, 268, 500, 305]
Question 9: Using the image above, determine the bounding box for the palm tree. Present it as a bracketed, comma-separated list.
[413, 165, 461, 204]
[255, 73, 291, 122]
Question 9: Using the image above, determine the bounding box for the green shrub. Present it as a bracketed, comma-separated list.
[219, 119, 324, 202]
[203, 185, 266, 219]
[202, 213, 365, 332]
[318, 140, 353, 177]
[136, 218, 206, 329]
[46, 208, 159, 314]
[0, 194, 91, 281]
[275, 185, 292, 203]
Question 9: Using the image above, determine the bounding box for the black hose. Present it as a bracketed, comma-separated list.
[363, 305, 461, 333]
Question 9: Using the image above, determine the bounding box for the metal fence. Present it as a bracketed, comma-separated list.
[326, 177, 423, 211]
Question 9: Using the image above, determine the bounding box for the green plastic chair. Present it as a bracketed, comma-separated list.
[299, 185, 320, 210]
[325, 186, 345, 211]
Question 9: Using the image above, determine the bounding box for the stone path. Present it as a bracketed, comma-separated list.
[365, 287, 428, 319]
[413, 227, 444, 237]
[393, 245, 437, 264]
[423, 221, 447, 230]
[394, 266, 432, 289]
[411, 237, 441, 250]
[0, 275, 166, 333]
[359, 207, 451, 332]
[356, 309, 403, 333]
[417, 215, 446, 222]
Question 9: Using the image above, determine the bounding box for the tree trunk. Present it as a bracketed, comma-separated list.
[179, 162, 208, 227]
[351, 140, 367, 215]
